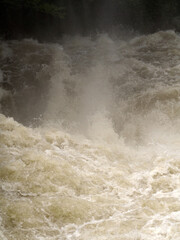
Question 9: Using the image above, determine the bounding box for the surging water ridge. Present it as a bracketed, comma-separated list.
[0, 30, 180, 240]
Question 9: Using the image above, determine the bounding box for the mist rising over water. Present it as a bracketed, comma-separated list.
[0, 30, 180, 239]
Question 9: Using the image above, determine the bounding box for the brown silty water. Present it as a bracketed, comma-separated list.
[0, 30, 180, 240]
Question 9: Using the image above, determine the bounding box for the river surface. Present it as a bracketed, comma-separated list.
[0, 30, 180, 240]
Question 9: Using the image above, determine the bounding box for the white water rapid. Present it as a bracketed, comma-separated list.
[0, 30, 180, 240]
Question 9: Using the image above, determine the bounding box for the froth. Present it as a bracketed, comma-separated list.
[0, 30, 180, 239]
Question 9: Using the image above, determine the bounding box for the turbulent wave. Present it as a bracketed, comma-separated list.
[0, 30, 180, 240]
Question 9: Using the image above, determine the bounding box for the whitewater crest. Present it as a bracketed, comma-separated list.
[0, 30, 180, 239]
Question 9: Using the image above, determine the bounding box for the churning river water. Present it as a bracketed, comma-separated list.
[0, 30, 180, 240]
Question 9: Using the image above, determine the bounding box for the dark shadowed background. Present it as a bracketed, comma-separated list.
[0, 0, 180, 41]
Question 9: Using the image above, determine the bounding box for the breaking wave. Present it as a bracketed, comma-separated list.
[0, 30, 180, 239]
